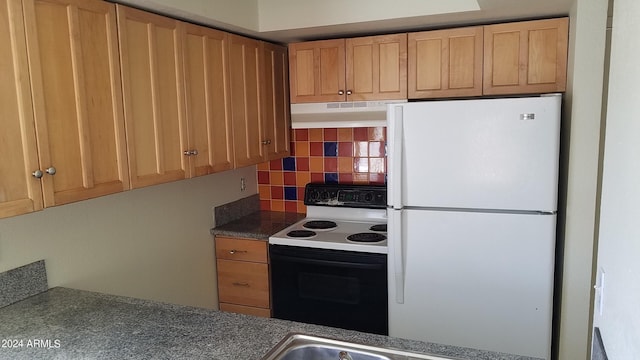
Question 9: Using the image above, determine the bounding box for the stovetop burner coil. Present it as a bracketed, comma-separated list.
[369, 224, 387, 232]
[287, 230, 317, 238]
[346, 232, 387, 243]
[303, 220, 338, 230]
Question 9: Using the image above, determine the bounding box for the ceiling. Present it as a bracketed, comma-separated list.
[115, 0, 576, 43]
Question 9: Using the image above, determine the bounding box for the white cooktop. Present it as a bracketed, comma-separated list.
[269, 217, 388, 254]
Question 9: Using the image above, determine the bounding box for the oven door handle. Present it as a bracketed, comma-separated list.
[270, 253, 385, 270]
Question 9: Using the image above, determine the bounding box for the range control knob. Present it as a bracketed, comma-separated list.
[320, 191, 329, 200]
[364, 192, 373, 202]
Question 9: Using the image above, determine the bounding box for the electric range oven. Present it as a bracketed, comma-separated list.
[269, 183, 388, 335]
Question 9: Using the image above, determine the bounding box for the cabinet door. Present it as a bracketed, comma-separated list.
[483, 18, 568, 95]
[183, 23, 233, 176]
[288, 39, 345, 103]
[0, 0, 43, 218]
[229, 34, 263, 168]
[23, 0, 129, 206]
[346, 34, 407, 101]
[261, 42, 290, 161]
[116, 5, 188, 188]
[408, 27, 483, 99]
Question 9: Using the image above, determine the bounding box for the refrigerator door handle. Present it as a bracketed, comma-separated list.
[391, 106, 403, 209]
[391, 209, 405, 304]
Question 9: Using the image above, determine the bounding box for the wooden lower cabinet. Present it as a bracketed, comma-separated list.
[215, 236, 271, 317]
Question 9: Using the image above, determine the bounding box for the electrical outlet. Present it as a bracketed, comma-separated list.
[595, 267, 605, 316]
[240, 177, 246, 191]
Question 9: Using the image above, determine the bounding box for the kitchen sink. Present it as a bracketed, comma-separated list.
[262, 333, 463, 360]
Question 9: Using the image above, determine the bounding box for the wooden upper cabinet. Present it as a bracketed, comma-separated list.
[182, 23, 233, 177]
[288, 39, 345, 103]
[261, 42, 291, 161]
[408, 27, 483, 99]
[228, 34, 263, 167]
[289, 35, 407, 103]
[0, 0, 43, 218]
[23, 0, 129, 207]
[116, 5, 188, 189]
[346, 34, 407, 101]
[483, 17, 569, 95]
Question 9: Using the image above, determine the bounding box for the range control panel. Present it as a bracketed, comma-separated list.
[304, 183, 386, 209]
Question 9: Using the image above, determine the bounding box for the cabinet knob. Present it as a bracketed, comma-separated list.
[338, 90, 344, 95]
[229, 249, 247, 255]
[45, 167, 56, 175]
[183, 149, 199, 156]
[346, 90, 352, 95]
[261, 139, 272, 145]
[32, 170, 43, 179]
[191, 149, 199, 156]
[232, 282, 250, 287]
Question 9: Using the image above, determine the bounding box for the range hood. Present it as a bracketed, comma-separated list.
[290, 100, 407, 129]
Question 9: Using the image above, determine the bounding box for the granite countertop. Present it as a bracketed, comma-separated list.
[0, 287, 540, 360]
[210, 210, 305, 240]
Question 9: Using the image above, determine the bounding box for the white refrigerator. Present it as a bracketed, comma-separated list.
[386, 94, 561, 359]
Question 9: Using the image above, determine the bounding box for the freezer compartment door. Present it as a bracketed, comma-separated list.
[388, 95, 561, 211]
[388, 209, 555, 359]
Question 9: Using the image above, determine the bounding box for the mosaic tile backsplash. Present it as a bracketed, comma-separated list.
[258, 127, 387, 213]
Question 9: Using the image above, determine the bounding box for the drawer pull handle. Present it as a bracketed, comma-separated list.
[232, 282, 250, 287]
[229, 249, 248, 255]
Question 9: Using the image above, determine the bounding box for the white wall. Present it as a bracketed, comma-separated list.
[591, 0, 640, 357]
[558, 0, 608, 359]
[0, 167, 257, 309]
[257, 0, 479, 31]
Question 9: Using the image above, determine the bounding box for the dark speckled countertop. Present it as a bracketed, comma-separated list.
[210, 210, 305, 240]
[0, 288, 541, 360]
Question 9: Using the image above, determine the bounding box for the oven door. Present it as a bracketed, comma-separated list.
[269, 244, 388, 335]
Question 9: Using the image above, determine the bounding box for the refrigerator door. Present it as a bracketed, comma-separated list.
[387, 95, 561, 212]
[388, 208, 555, 359]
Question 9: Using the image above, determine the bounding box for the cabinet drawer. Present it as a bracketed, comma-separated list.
[219, 303, 271, 318]
[215, 236, 267, 262]
[217, 259, 269, 308]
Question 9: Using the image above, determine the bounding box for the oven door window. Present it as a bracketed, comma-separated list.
[270, 245, 388, 335]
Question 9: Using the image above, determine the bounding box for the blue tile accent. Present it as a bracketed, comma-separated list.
[284, 186, 297, 200]
[324, 173, 338, 183]
[282, 157, 296, 171]
[323, 142, 337, 157]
